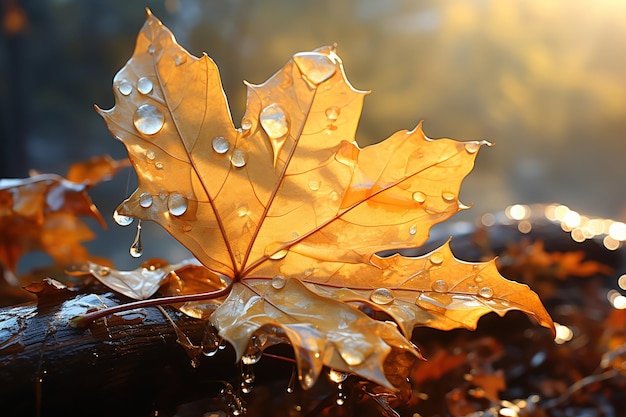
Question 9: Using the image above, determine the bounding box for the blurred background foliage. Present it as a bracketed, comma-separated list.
[1, 0, 626, 270]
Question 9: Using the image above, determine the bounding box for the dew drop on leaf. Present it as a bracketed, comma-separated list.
[370, 288, 394, 305]
[308, 177, 321, 191]
[431, 279, 448, 293]
[325, 106, 340, 121]
[409, 224, 417, 235]
[474, 275, 484, 283]
[340, 350, 365, 366]
[113, 209, 134, 226]
[139, 192, 153, 208]
[133, 104, 164, 135]
[117, 80, 132, 96]
[429, 252, 444, 265]
[137, 77, 153, 94]
[442, 191, 456, 202]
[130, 221, 143, 258]
[148, 44, 155, 54]
[145, 149, 156, 161]
[265, 242, 288, 260]
[293, 52, 337, 85]
[173, 54, 187, 66]
[230, 149, 248, 168]
[241, 118, 252, 131]
[155, 161, 164, 169]
[465, 141, 480, 154]
[211, 136, 230, 154]
[236, 203, 250, 217]
[271, 275, 286, 290]
[260, 103, 289, 139]
[412, 191, 426, 203]
[478, 286, 494, 299]
[167, 193, 188, 216]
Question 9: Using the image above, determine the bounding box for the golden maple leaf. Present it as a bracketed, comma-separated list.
[97, 10, 554, 390]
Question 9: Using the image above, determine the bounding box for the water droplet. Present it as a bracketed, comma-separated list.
[409, 224, 417, 235]
[155, 161, 164, 170]
[501, 300, 510, 307]
[113, 209, 134, 226]
[299, 368, 316, 389]
[241, 349, 262, 365]
[340, 350, 365, 366]
[260, 103, 289, 139]
[167, 193, 188, 216]
[442, 191, 456, 202]
[202, 325, 221, 357]
[240, 363, 255, 394]
[478, 287, 494, 299]
[370, 288, 394, 305]
[212, 136, 230, 154]
[230, 149, 248, 168]
[137, 77, 153, 94]
[328, 369, 349, 383]
[118, 80, 132, 96]
[236, 203, 250, 217]
[266, 243, 288, 260]
[145, 149, 156, 161]
[308, 177, 321, 191]
[148, 44, 155, 54]
[173, 54, 187, 66]
[241, 118, 252, 131]
[271, 275, 286, 290]
[130, 221, 143, 258]
[465, 141, 480, 154]
[139, 192, 153, 208]
[293, 52, 337, 85]
[270, 249, 288, 260]
[287, 366, 297, 394]
[325, 106, 340, 121]
[474, 275, 484, 283]
[431, 279, 448, 293]
[182, 224, 192, 232]
[430, 252, 444, 265]
[336, 382, 347, 406]
[412, 191, 426, 203]
[98, 267, 110, 276]
[133, 104, 164, 135]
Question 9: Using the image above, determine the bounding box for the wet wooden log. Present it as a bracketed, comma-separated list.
[0, 288, 238, 417]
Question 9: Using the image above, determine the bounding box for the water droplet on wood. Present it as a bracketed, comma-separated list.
[212, 136, 230, 154]
[167, 193, 188, 216]
[137, 77, 153, 94]
[133, 104, 164, 135]
[370, 288, 394, 305]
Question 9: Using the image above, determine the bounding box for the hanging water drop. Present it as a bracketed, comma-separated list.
[230, 149, 248, 168]
[145, 149, 156, 161]
[260, 103, 289, 139]
[202, 325, 221, 357]
[271, 275, 286, 290]
[412, 191, 427, 203]
[240, 363, 255, 394]
[113, 209, 134, 226]
[328, 369, 349, 383]
[432, 279, 448, 293]
[286, 366, 297, 394]
[139, 192, 153, 208]
[118, 80, 132, 96]
[370, 288, 394, 305]
[137, 77, 153, 95]
[130, 221, 143, 258]
[325, 106, 340, 121]
[133, 104, 164, 135]
[336, 382, 347, 406]
[167, 193, 188, 216]
[478, 286, 494, 299]
[212, 136, 230, 154]
[429, 252, 444, 265]
[293, 52, 337, 85]
[270, 248, 288, 260]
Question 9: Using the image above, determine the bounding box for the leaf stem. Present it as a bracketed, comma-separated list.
[71, 285, 232, 328]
